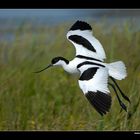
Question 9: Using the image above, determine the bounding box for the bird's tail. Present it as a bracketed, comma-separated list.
[107, 61, 127, 80]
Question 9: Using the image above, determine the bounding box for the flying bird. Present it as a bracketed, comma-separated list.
[35, 21, 130, 116]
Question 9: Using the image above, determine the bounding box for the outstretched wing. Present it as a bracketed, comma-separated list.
[77, 63, 111, 116]
[67, 21, 106, 61]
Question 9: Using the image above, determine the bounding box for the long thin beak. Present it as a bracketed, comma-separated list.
[34, 64, 53, 73]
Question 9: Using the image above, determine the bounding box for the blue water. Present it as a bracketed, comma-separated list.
[0, 9, 140, 43]
[1, 9, 140, 26]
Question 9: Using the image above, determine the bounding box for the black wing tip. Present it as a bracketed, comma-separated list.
[85, 91, 112, 116]
[69, 20, 92, 31]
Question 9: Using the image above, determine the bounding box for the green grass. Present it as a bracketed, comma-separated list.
[0, 21, 140, 130]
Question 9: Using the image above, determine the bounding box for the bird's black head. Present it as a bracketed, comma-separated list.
[34, 56, 69, 73]
[51, 56, 69, 65]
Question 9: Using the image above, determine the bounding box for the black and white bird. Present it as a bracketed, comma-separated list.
[35, 21, 130, 116]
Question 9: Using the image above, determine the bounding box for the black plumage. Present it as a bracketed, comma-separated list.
[69, 20, 92, 31]
[68, 35, 96, 52]
[85, 91, 112, 116]
[79, 67, 98, 81]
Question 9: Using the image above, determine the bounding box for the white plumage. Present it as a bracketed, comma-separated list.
[78, 67, 110, 94]
[35, 20, 130, 116]
[106, 61, 127, 80]
[67, 30, 106, 61]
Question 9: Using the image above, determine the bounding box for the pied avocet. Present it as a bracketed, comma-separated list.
[35, 21, 130, 116]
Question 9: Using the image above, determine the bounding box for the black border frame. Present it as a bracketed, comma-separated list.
[0, 0, 140, 8]
[0, 0, 140, 138]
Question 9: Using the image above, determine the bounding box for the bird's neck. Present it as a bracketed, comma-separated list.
[59, 59, 76, 74]
[60, 60, 69, 71]
[61, 59, 79, 75]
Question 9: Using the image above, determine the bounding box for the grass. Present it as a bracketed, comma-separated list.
[0, 20, 140, 130]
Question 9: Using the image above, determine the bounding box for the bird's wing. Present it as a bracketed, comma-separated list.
[67, 21, 106, 61]
[77, 63, 111, 116]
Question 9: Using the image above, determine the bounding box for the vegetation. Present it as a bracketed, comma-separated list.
[0, 20, 140, 130]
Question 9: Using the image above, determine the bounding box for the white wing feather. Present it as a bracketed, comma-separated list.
[67, 30, 106, 61]
[78, 66, 110, 94]
[106, 61, 127, 80]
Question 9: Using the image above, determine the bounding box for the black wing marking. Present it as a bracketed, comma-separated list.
[79, 67, 99, 81]
[67, 21, 106, 60]
[68, 35, 96, 52]
[76, 55, 102, 62]
[85, 91, 112, 116]
[69, 20, 92, 31]
[77, 61, 105, 69]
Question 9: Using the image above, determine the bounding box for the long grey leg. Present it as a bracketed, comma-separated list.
[110, 77, 130, 103]
[109, 82, 127, 112]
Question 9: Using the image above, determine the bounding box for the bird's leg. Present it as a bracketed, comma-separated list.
[109, 82, 127, 112]
[110, 77, 130, 103]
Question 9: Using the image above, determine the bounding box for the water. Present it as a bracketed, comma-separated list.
[1, 9, 140, 27]
[0, 9, 140, 43]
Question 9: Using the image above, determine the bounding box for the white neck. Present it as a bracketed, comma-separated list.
[54, 60, 69, 72]
[61, 60, 79, 75]
[61, 62, 71, 73]
[54, 59, 79, 75]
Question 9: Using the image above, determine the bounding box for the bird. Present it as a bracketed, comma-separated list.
[34, 20, 130, 116]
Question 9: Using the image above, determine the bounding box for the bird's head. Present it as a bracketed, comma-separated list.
[34, 56, 69, 73]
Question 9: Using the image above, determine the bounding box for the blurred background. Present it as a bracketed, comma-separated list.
[0, 9, 140, 130]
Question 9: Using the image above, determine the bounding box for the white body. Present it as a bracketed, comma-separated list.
[65, 27, 127, 96]
[58, 57, 127, 80]
[49, 21, 128, 115]
[56, 57, 127, 96]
